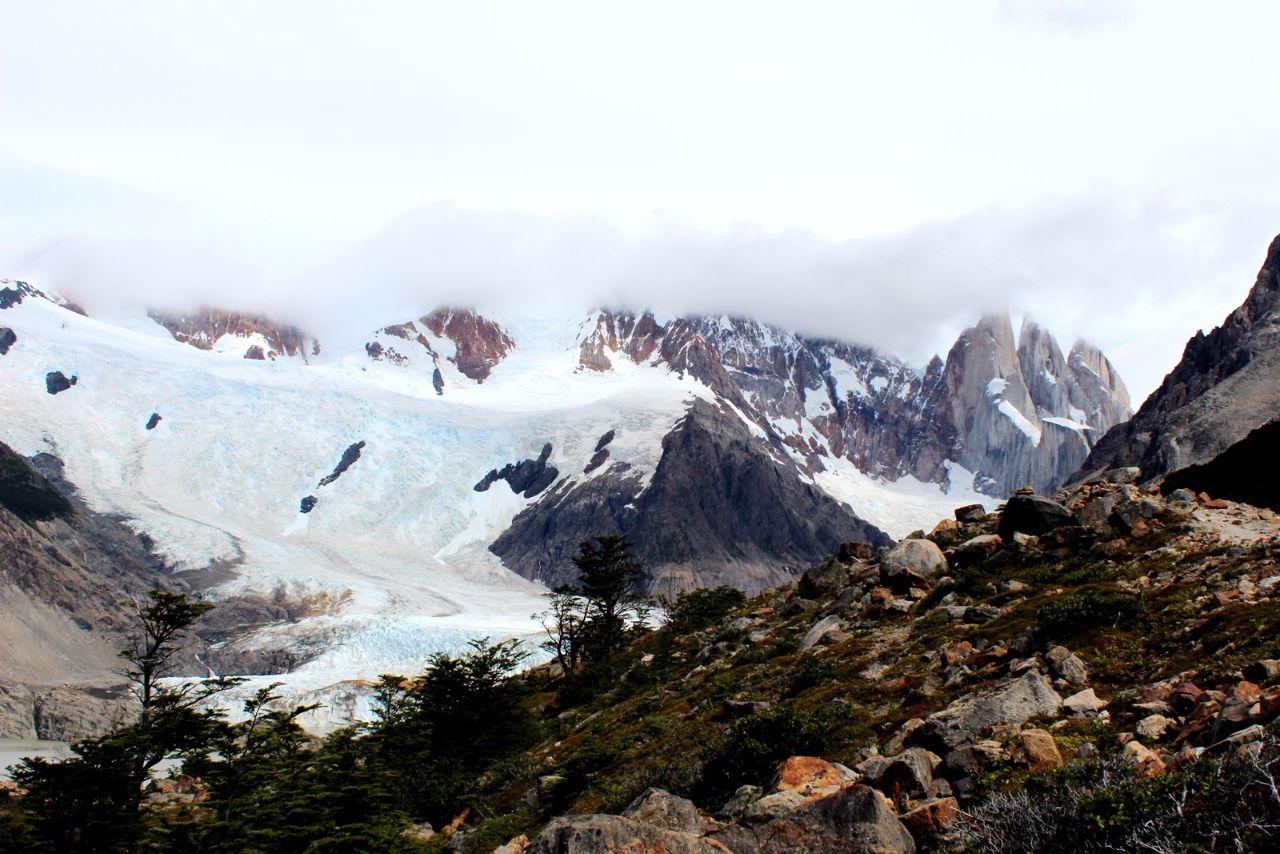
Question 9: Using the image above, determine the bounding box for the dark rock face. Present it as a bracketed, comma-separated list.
[299, 495, 318, 514]
[0, 442, 74, 523]
[432, 367, 445, 395]
[490, 400, 891, 594]
[45, 371, 77, 394]
[1082, 234, 1280, 481]
[1160, 419, 1280, 511]
[998, 492, 1074, 539]
[145, 412, 162, 430]
[243, 344, 266, 360]
[0, 327, 16, 354]
[317, 441, 366, 488]
[475, 443, 559, 498]
[0, 282, 35, 309]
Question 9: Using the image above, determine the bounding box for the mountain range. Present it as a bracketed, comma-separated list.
[0, 269, 1135, 727]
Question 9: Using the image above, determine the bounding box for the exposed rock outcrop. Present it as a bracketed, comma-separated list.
[364, 308, 514, 385]
[1082, 233, 1280, 480]
[149, 307, 317, 361]
[491, 399, 891, 593]
[45, 371, 77, 394]
[475, 443, 559, 499]
[0, 327, 15, 355]
[317, 441, 366, 488]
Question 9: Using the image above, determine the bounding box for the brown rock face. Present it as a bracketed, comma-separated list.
[149, 308, 315, 361]
[422, 307, 514, 382]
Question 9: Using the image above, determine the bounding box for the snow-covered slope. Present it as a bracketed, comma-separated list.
[0, 282, 1125, 725]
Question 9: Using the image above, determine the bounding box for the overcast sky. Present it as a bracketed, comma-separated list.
[2, 0, 1277, 400]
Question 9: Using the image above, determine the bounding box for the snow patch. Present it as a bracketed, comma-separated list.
[997, 399, 1043, 446]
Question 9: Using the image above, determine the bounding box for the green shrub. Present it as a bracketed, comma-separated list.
[1037, 590, 1142, 638]
[664, 586, 747, 635]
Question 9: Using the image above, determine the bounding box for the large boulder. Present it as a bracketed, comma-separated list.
[918, 671, 1063, 748]
[880, 539, 947, 580]
[998, 492, 1073, 539]
[797, 560, 851, 600]
[528, 815, 717, 854]
[0, 327, 16, 356]
[711, 784, 916, 854]
[622, 788, 703, 835]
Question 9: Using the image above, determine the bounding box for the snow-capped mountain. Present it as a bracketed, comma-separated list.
[0, 280, 1129, 721]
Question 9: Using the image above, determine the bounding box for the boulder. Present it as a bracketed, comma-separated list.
[798, 561, 851, 600]
[1243, 659, 1280, 684]
[950, 534, 1002, 568]
[998, 493, 1074, 539]
[1062, 688, 1108, 716]
[1136, 714, 1175, 741]
[529, 815, 717, 854]
[1122, 740, 1166, 776]
[954, 504, 987, 523]
[1012, 729, 1063, 771]
[923, 671, 1063, 747]
[0, 327, 16, 355]
[799, 615, 844, 651]
[880, 539, 948, 579]
[874, 748, 936, 800]
[900, 797, 958, 834]
[745, 756, 859, 823]
[1073, 495, 1116, 532]
[711, 784, 916, 854]
[942, 741, 1005, 778]
[623, 788, 703, 835]
[1046, 647, 1089, 686]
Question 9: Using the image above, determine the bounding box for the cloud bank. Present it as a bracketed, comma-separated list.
[5, 188, 1273, 402]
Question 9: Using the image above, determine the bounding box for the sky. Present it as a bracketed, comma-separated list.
[2, 0, 1278, 401]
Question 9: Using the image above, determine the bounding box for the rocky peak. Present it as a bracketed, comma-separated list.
[1081, 233, 1280, 480]
[364, 307, 513, 386]
[936, 312, 1131, 496]
[420, 307, 514, 382]
[574, 307, 1129, 499]
[149, 308, 318, 362]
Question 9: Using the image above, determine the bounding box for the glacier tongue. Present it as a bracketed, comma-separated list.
[0, 296, 700, 704]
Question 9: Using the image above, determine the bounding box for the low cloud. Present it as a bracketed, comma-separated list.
[3, 190, 1274, 403]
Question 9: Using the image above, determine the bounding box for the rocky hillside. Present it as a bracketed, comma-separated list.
[436, 475, 1280, 853]
[1082, 233, 1280, 480]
